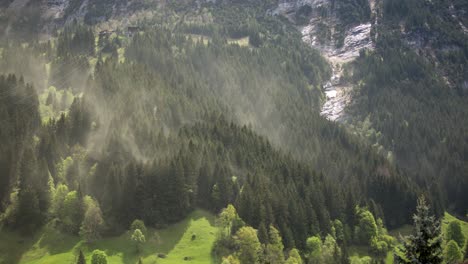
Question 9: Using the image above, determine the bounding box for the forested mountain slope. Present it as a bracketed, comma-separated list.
[277, 0, 468, 216]
[0, 0, 466, 263]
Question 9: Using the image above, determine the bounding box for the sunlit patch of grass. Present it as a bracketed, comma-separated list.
[442, 212, 468, 248]
[0, 209, 217, 264]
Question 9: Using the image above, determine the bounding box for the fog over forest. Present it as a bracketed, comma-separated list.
[0, 0, 467, 263]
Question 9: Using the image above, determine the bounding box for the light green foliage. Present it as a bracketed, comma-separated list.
[333, 219, 345, 243]
[353, 208, 394, 256]
[442, 213, 468, 249]
[60, 190, 84, 234]
[370, 236, 388, 255]
[80, 197, 105, 243]
[56, 157, 74, 183]
[39, 86, 75, 123]
[51, 183, 69, 225]
[131, 219, 147, 235]
[0, 210, 216, 263]
[306, 236, 322, 263]
[91, 250, 107, 264]
[214, 205, 245, 261]
[218, 204, 237, 237]
[285, 248, 302, 264]
[349, 255, 372, 264]
[48, 175, 56, 199]
[0, 188, 19, 226]
[131, 229, 146, 252]
[444, 240, 463, 264]
[51, 184, 85, 233]
[235, 226, 261, 264]
[221, 255, 240, 264]
[322, 234, 341, 264]
[446, 221, 465, 249]
[265, 225, 285, 264]
[354, 207, 378, 245]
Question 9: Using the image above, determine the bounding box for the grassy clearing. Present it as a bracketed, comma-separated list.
[0, 209, 216, 264]
[442, 212, 468, 249]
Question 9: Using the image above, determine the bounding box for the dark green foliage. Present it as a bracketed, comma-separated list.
[84, 0, 114, 25]
[57, 24, 95, 57]
[295, 5, 313, 25]
[336, 0, 371, 25]
[0, 3, 455, 260]
[348, 32, 468, 216]
[446, 221, 466, 249]
[0, 75, 47, 232]
[77, 249, 86, 264]
[396, 197, 443, 264]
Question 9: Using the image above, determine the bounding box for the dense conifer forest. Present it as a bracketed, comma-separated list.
[0, 0, 466, 263]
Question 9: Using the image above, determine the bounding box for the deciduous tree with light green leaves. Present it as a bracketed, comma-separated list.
[265, 225, 285, 264]
[222, 255, 240, 264]
[445, 240, 463, 264]
[131, 219, 147, 235]
[218, 204, 238, 237]
[80, 197, 105, 243]
[446, 220, 465, 249]
[235, 226, 261, 264]
[306, 236, 322, 263]
[322, 234, 341, 264]
[354, 207, 377, 245]
[91, 250, 107, 264]
[285, 248, 302, 264]
[131, 229, 146, 253]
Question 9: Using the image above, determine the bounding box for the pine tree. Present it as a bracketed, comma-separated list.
[395, 196, 443, 264]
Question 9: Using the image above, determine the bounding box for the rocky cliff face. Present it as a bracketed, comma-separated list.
[274, 0, 374, 122]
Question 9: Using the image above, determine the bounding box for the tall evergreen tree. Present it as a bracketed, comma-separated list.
[395, 196, 443, 264]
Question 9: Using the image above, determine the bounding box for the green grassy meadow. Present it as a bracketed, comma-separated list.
[0, 209, 217, 264]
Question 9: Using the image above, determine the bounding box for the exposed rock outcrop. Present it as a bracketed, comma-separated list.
[274, 0, 374, 122]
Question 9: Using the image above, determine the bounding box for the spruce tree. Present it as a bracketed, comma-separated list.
[395, 196, 443, 264]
